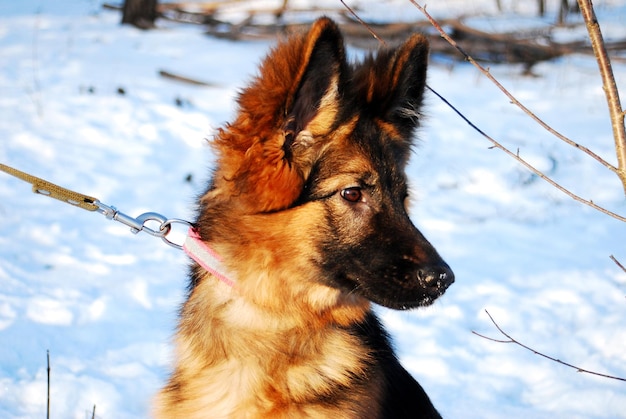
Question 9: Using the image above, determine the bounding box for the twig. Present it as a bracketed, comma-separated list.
[92, 404, 96, 419]
[577, 0, 626, 194]
[402, 1, 626, 223]
[473, 310, 626, 382]
[158, 70, 214, 86]
[610, 255, 626, 274]
[275, 0, 289, 19]
[339, 0, 387, 47]
[427, 85, 626, 223]
[409, 1, 619, 176]
[47, 350, 50, 419]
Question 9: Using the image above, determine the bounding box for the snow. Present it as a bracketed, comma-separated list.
[1, 1, 625, 418]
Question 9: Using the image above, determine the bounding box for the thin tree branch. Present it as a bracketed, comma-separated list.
[339, 0, 387, 47]
[577, 0, 626, 194]
[409, 1, 619, 175]
[427, 85, 626, 222]
[47, 350, 50, 419]
[473, 310, 626, 382]
[610, 255, 626, 274]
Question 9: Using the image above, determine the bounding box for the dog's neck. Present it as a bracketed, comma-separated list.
[183, 227, 235, 287]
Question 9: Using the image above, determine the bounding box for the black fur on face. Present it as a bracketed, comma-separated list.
[301, 117, 453, 309]
[293, 34, 454, 309]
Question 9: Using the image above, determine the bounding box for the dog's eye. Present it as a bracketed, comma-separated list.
[340, 187, 362, 203]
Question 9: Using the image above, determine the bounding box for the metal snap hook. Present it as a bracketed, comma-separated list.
[134, 212, 171, 237]
[93, 201, 192, 250]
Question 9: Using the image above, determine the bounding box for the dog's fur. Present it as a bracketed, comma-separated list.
[155, 18, 454, 419]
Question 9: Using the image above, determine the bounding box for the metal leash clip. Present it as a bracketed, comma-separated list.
[94, 201, 192, 249]
[0, 163, 194, 250]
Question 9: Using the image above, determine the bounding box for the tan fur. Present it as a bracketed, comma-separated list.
[156, 190, 380, 417]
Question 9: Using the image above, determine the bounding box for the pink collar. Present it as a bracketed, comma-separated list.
[183, 227, 235, 287]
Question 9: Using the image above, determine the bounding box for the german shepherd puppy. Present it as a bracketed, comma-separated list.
[155, 17, 454, 419]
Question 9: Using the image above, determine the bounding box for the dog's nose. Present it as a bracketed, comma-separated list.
[419, 263, 455, 290]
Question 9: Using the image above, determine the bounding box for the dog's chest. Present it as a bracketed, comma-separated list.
[193, 326, 377, 418]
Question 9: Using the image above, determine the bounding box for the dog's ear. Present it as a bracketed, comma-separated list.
[355, 34, 429, 138]
[284, 17, 346, 139]
[235, 17, 346, 135]
[211, 18, 346, 213]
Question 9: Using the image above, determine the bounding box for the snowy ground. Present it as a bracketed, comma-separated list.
[1, 1, 625, 418]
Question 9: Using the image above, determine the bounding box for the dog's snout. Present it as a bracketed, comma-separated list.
[419, 264, 455, 290]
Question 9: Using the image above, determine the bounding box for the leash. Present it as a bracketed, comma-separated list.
[1, 163, 236, 285]
[0, 163, 191, 249]
[0, 163, 100, 211]
[0, 163, 234, 283]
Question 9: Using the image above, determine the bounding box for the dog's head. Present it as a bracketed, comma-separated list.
[199, 18, 453, 310]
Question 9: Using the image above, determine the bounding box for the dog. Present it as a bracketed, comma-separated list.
[155, 17, 454, 419]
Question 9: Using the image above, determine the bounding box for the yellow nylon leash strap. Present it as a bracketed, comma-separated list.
[0, 163, 99, 212]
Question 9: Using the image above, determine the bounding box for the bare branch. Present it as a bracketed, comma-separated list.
[409, 0, 619, 175]
[610, 255, 626, 274]
[471, 330, 513, 344]
[339, 0, 387, 47]
[158, 70, 214, 86]
[473, 310, 626, 382]
[47, 350, 50, 419]
[577, 0, 626, 194]
[399, 1, 626, 222]
[427, 85, 626, 223]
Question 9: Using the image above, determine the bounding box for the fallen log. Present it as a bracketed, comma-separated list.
[103, 2, 626, 68]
